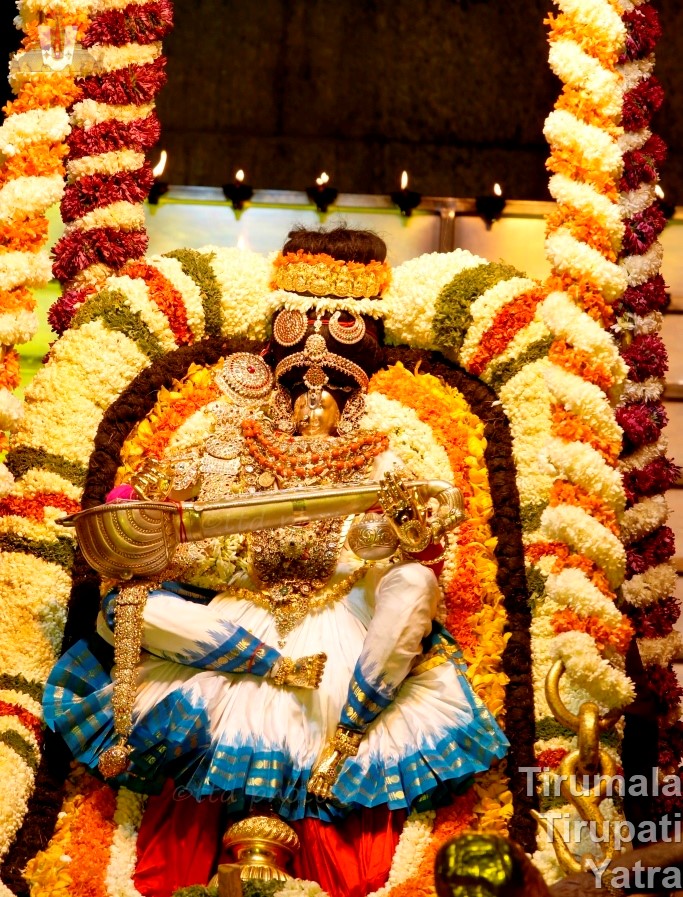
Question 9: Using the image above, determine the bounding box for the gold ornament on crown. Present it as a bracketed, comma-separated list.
[271, 250, 391, 298]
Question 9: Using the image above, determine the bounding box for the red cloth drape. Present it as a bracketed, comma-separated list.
[133, 780, 405, 897]
[289, 806, 406, 897]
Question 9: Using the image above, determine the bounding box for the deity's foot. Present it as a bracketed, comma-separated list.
[271, 652, 327, 688]
[212, 815, 300, 884]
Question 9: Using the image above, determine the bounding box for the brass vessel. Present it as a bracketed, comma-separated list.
[220, 815, 300, 882]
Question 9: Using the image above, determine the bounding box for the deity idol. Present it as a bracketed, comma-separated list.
[43, 228, 508, 897]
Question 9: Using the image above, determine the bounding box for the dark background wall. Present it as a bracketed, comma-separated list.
[2, 0, 682, 202]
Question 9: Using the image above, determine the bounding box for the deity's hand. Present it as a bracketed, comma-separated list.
[430, 484, 466, 540]
[307, 726, 363, 800]
[377, 471, 432, 553]
[270, 652, 327, 689]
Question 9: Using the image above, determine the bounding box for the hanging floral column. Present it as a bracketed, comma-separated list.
[613, 0, 683, 811]
[0, 5, 86, 462]
[49, 0, 173, 333]
[532, 0, 634, 879]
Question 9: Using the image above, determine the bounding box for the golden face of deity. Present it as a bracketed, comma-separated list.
[292, 389, 341, 436]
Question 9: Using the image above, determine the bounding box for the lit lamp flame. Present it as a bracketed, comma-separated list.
[316, 172, 329, 187]
[475, 182, 506, 229]
[235, 169, 245, 183]
[391, 170, 421, 217]
[152, 150, 167, 179]
[654, 183, 676, 221]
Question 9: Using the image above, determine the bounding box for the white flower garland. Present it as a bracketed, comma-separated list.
[67, 149, 146, 181]
[552, 631, 635, 709]
[203, 246, 274, 341]
[618, 378, 663, 404]
[149, 255, 206, 341]
[619, 494, 668, 544]
[0, 308, 39, 345]
[383, 249, 485, 349]
[619, 183, 657, 218]
[104, 788, 147, 897]
[618, 435, 667, 472]
[543, 363, 623, 445]
[74, 200, 146, 234]
[361, 392, 453, 481]
[0, 464, 14, 496]
[539, 437, 625, 511]
[548, 174, 623, 239]
[548, 40, 622, 117]
[0, 106, 70, 155]
[544, 110, 623, 176]
[617, 56, 655, 94]
[638, 630, 683, 667]
[17, 337, 146, 466]
[0, 174, 66, 222]
[0, 742, 34, 861]
[545, 229, 628, 301]
[540, 291, 627, 383]
[88, 41, 162, 73]
[0, 389, 25, 431]
[459, 276, 537, 367]
[554, 0, 626, 48]
[70, 99, 156, 128]
[540, 504, 625, 588]
[545, 566, 623, 625]
[108, 274, 178, 352]
[0, 551, 72, 681]
[498, 361, 555, 506]
[617, 127, 651, 154]
[0, 250, 53, 292]
[621, 561, 678, 607]
[620, 241, 664, 287]
[367, 811, 436, 897]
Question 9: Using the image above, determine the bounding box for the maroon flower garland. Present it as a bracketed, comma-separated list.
[52, 228, 149, 282]
[67, 113, 162, 160]
[60, 165, 155, 222]
[50, 1, 174, 325]
[82, 0, 174, 47]
[76, 56, 168, 106]
[615, 0, 683, 822]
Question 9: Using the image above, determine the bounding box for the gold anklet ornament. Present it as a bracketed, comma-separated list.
[219, 815, 300, 882]
[307, 725, 363, 800]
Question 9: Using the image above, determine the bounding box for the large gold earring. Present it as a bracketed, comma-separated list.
[328, 311, 366, 345]
[273, 309, 307, 346]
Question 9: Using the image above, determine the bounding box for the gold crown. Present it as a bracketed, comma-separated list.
[271, 250, 391, 299]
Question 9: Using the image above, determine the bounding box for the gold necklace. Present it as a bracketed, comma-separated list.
[225, 564, 369, 645]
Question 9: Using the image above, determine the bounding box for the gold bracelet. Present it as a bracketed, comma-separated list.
[332, 726, 363, 757]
